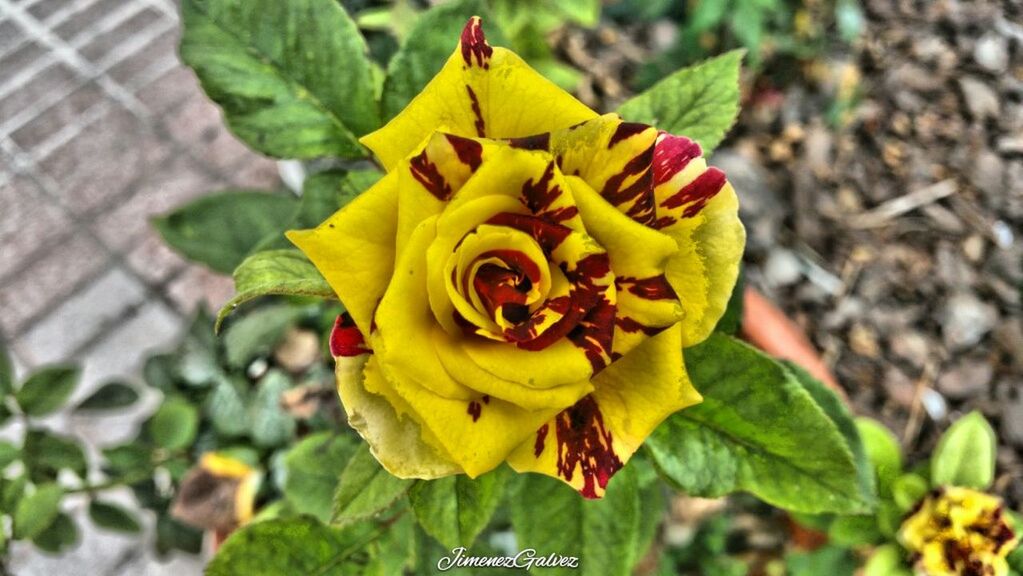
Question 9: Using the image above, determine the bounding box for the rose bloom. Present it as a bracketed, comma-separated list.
[289, 17, 745, 498]
[898, 487, 1019, 576]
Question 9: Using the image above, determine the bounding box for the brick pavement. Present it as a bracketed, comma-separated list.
[0, 0, 284, 572]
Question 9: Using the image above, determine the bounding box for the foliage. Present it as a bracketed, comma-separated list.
[623, 0, 865, 91]
[790, 411, 1011, 575]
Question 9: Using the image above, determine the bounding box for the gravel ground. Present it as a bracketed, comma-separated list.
[562, 0, 1022, 507]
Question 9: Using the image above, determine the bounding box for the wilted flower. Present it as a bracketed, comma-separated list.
[171, 453, 261, 531]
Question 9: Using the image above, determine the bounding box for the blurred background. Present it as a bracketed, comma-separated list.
[0, 0, 1020, 573]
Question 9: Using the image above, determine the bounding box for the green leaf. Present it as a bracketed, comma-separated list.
[0, 340, 13, 395]
[892, 473, 930, 511]
[74, 382, 140, 412]
[32, 512, 78, 554]
[284, 432, 359, 522]
[408, 466, 509, 549]
[249, 369, 296, 447]
[15, 365, 79, 417]
[855, 417, 902, 495]
[931, 411, 996, 489]
[153, 191, 299, 274]
[1009, 544, 1023, 573]
[180, 0, 379, 159]
[786, 545, 857, 576]
[510, 465, 640, 576]
[617, 50, 743, 154]
[646, 334, 873, 515]
[364, 512, 415, 576]
[205, 376, 251, 437]
[207, 516, 383, 576]
[89, 500, 142, 533]
[0, 441, 19, 470]
[381, 0, 494, 119]
[13, 483, 63, 540]
[827, 515, 882, 546]
[149, 398, 199, 450]
[332, 444, 413, 526]
[23, 430, 88, 482]
[155, 513, 203, 556]
[142, 353, 180, 392]
[785, 362, 877, 508]
[223, 304, 303, 368]
[296, 170, 366, 228]
[102, 444, 153, 475]
[1, 475, 27, 513]
[863, 543, 912, 576]
[215, 250, 335, 331]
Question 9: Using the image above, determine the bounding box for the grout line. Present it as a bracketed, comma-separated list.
[141, 0, 177, 21]
[28, 100, 110, 163]
[0, 52, 61, 101]
[2, 19, 176, 139]
[0, 0, 99, 61]
[0, 135, 188, 345]
[0, 0, 148, 117]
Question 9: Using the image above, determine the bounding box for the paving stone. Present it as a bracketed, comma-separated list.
[53, 0, 132, 43]
[107, 28, 178, 87]
[135, 65, 202, 115]
[26, 0, 71, 22]
[0, 174, 72, 281]
[18, 266, 146, 365]
[9, 82, 106, 151]
[167, 266, 234, 314]
[165, 94, 252, 172]
[39, 107, 173, 215]
[0, 233, 108, 337]
[92, 154, 215, 251]
[229, 154, 282, 189]
[70, 301, 180, 445]
[126, 228, 189, 284]
[8, 498, 144, 576]
[0, 20, 26, 54]
[79, 8, 165, 64]
[0, 63, 81, 129]
[0, 39, 49, 83]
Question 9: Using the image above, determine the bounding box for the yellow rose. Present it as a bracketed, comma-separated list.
[899, 487, 1019, 576]
[288, 17, 745, 498]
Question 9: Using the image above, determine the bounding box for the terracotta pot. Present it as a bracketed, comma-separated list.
[740, 286, 844, 399]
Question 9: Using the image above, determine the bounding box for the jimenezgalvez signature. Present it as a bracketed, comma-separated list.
[437, 547, 580, 571]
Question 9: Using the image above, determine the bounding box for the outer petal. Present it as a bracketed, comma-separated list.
[286, 173, 398, 336]
[361, 17, 597, 170]
[507, 323, 701, 498]
[336, 353, 462, 478]
[653, 136, 745, 347]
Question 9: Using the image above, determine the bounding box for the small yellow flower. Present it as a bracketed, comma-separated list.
[898, 487, 1018, 576]
[288, 17, 745, 498]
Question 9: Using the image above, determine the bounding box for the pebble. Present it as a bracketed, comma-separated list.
[935, 359, 993, 400]
[890, 331, 931, 369]
[763, 249, 803, 287]
[940, 291, 999, 351]
[958, 76, 1001, 120]
[850, 323, 881, 358]
[273, 327, 321, 373]
[962, 234, 986, 263]
[883, 366, 916, 409]
[970, 150, 1004, 200]
[1001, 393, 1023, 447]
[973, 33, 1009, 73]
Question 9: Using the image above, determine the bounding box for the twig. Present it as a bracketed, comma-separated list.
[847, 179, 957, 229]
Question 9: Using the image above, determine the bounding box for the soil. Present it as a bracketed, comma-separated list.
[558, 0, 1023, 507]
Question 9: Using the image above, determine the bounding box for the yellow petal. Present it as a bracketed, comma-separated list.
[567, 175, 683, 357]
[507, 323, 700, 498]
[367, 345, 563, 478]
[336, 354, 462, 478]
[361, 17, 597, 170]
[661, 179, 745, 348]
[286, 173, 398, 336]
